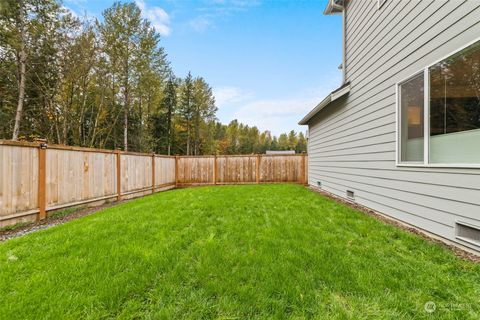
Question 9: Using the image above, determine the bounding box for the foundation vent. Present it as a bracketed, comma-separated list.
[456, 221, 480, 247]
[346, 190, 355, 199]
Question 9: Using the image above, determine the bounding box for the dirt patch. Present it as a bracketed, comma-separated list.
[0, 203, 117, 242]
[308, 186, 480, 264]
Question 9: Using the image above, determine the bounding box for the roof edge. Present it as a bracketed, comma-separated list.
[298, 82, 350, 125]
[324, 0, 345, 15]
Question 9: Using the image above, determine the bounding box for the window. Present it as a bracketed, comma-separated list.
[429, 41, 480, 164]
[397, 39, 480, 166]
[399, 73, 424, 162]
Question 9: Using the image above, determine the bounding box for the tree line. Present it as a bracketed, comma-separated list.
[0, 0, 307, 155]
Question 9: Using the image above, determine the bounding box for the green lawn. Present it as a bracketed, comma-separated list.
[1, 185, 479, 319]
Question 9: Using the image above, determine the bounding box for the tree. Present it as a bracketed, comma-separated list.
[296, 132, 307, 153]
[277, 133, 289, 150]
[225, 120, 239, 154]
[0, 0, 62, 140]
[163, 77, 177, 155]
[150, 76, 176, 154]
[192, 77, 217, 155]
[177, 72, 195, 155]
[98, 1, 158, 151]
[287, 130, 298, 150]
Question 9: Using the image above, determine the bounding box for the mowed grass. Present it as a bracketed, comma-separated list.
[1, 185, 479, 319]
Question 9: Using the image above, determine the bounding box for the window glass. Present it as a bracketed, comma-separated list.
[429, 41, 480, 163]
[400, 73, 424, 162]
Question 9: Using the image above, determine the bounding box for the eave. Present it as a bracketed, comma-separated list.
[298, 82, 350, 125]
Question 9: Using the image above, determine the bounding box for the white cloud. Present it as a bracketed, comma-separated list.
[189, 0, 261, 32]
[213, 86, 253, 107]
[232, 96, 320, 135]
[189, 16, 212, 32]
[214, 80, 340, 135]
[136, 0, 171, 36]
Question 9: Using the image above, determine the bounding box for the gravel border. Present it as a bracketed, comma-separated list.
[0, 203, 117, 242]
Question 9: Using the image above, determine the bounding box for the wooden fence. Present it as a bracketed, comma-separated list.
[0, 140, 307, 226]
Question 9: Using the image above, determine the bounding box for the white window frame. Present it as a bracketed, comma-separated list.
[396, 36, 480, 169]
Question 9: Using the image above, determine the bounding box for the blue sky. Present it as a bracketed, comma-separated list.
[64, 0, 343, 135]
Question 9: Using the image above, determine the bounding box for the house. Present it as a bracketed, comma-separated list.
[299, 0, 480, 252]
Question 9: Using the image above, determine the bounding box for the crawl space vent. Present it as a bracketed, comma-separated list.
[456, 222, 480, 247]
[346, 190, 355, 199]
[317, 181, 322, 188]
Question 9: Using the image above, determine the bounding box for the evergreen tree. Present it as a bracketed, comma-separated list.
[163, 77, 177, 155]
[177, 72, 195, 155]
[277, 133, 289, 150]
[296, 132, 307, 153]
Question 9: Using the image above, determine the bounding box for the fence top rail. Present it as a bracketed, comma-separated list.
[122, 151, 155, 157]
[154, 154, 176, 159]
[0, 140, 40, 148]
[48, 144, 117, 154]
[179, 153, 307, 158]
[0, 139, 174, 157]
[0, 140, 307, 158]
[218, 154, 306, 158]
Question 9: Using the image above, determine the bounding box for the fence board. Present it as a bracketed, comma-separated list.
[177, 156, 215, 184]
[0, 145, 38, 218]
[121, 154, 152, 194]
[217, 155, 257, 183]
[260, 155, 303, 183]
[155, 156, 176, 186]
[46, 149, 117, 208]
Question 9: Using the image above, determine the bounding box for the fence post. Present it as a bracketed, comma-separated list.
[301, 153, 306, 185]
[256, 154, 261, 184]
[175, 156, 179, 188]
[37, 140, 47, 220]
[152, 153, 155, 194]
[213, 155, 217, 185]
[116, 150, 122, 201]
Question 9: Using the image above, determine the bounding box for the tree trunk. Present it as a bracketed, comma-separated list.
[124, 100, 128, 151]
[186, 120, 190, 156]
[123, 56, 129, 151]
[167, 105, 172, 155]
[12, 2, 26, 141]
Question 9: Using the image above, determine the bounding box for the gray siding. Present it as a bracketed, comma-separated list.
[308, 0, 480, 251]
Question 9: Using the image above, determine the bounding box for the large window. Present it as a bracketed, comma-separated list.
[398, 39, 480, 166]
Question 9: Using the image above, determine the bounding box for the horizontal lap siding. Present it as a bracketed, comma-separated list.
[308, 0, 480, 251]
